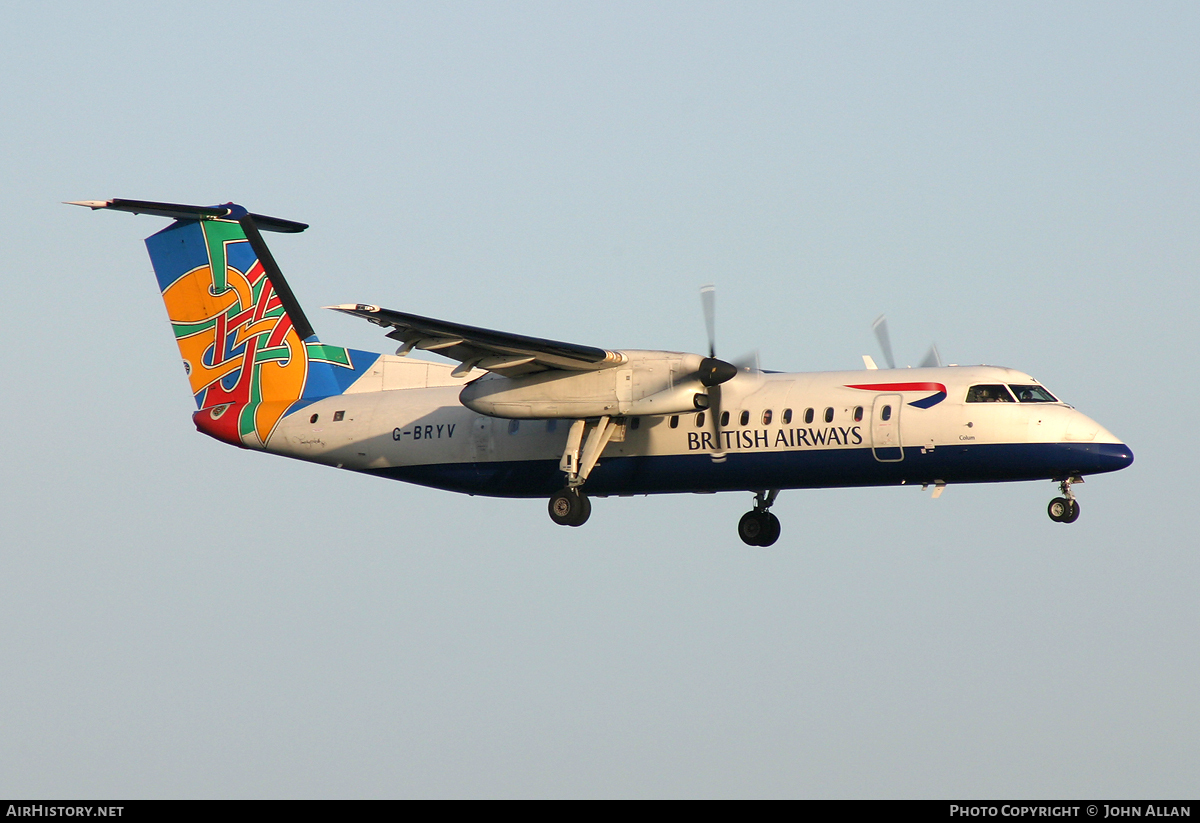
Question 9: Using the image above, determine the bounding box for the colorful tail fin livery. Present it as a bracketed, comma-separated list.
[72, 199, 377, 448]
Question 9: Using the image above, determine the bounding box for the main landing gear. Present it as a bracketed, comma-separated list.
[548, 417, 616, 527]
[1047, 476, 1083, 523]
[738, 489, 781, 546]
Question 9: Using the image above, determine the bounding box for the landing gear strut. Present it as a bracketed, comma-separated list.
[549, 488, 591, 527]
[1047, 476, 1082, 523]
[738, 489, 781, 546]
[548, 417, 615, 527]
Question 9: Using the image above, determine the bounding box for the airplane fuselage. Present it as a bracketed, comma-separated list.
[248, 356, 1131, 498]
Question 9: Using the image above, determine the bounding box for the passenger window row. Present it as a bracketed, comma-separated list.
[499, 403, 876, 436]
[667, 406, 865, 429]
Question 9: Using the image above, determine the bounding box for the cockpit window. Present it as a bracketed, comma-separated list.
[1009, 384, 1059, 403]
[966, 384, 1016, 403]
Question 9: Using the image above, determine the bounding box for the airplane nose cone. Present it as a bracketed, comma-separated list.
[1096, 442, 1134, 472]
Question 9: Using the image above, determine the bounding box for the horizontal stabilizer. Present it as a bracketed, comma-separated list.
[66, 198, 308, 233]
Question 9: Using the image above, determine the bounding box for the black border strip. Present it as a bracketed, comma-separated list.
[238, 215, 316, 341]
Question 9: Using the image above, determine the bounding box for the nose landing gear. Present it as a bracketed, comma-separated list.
[738, 489, 781, 546]
[1047, 476, 1083, 523]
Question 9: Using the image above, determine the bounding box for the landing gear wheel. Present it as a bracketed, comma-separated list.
[738, 511, 765, 545]
[1063, 499, 1080, 523]
[738, 511, 780, 546]
[548, 489, 591, 527]
[1048, 497, 1069, 522]
[759, 513, 781, 547]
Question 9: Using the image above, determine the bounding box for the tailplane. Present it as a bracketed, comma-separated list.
[72, 199, 377, 447]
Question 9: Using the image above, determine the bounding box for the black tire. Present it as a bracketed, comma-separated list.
[738, 511, 765, 546]
[548, 489, 590, 527]
[759, 513, 781, 547]
[1063, 499, 1080, 523]
[573, 493, 592, 527]
[1047, 497, 1068, 522]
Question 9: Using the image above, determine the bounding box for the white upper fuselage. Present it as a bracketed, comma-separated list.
[256, 354, 1129, 497]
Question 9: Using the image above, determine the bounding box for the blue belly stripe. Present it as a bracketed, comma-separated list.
[363, 442, 1133, 499]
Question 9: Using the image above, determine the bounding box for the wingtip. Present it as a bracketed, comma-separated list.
[65, 200, 112, 209]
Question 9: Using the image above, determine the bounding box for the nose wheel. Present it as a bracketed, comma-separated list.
[549, 488, 591, 527]
[1048, 497, 1080, 523]
[738, 489, 781, 546]
[1047, 476, 1083, 523]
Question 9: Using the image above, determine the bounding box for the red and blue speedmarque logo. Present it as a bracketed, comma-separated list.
[844, 382, 948, 409]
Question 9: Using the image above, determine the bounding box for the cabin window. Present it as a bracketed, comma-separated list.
[740, 410, 750, 426]
[720, 411, 730, 426]
[630, 417, 640, 430]
[546, 419, 557, 433]
[310, 414, 319, 424]
[762, 409, 773, 425]
[804, 408, 814, 424]
[508, 419, 520, 434]
[881, 405, 892, 421]
[333, 410, 345, 422]
[1009, 384, 1058, 403]
[669, 415, 679, 429]
[824, 407, 834, 423]
[782, 409, 792, 424]
[853, 406, 863, 422]
[696, 412, 706, 427]
[966, 384, 1016, 403]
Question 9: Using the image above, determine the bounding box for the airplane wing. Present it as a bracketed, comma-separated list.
[326, 304, 627, 377]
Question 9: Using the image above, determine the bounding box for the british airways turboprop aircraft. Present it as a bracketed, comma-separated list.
[73, 198, 1133, 545]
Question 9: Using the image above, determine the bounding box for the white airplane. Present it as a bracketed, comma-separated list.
[72, 198, 1133, 545]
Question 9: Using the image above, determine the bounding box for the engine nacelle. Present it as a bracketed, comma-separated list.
[458, 351, 710, 419]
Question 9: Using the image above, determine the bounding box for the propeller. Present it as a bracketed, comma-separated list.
[872, 314, 942, 369]
[918, 343, 943, 369]
[699, 285, 738, 462]
[700, 286, 758, 377]
[701, 285, 717, 359]
[872, 314, 896, 370]
[732, 349, 761, 374]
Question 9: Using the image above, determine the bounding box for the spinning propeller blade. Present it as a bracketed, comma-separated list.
[732, 350, 760, 374]
[919, 343, 943, 368]
[701, 284, 717, 358]
[872, 314, 896, 370]
[873, 314, 942, 369]
[699, 284, 737, 462]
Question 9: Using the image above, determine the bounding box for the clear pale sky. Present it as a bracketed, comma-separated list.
[1, 1, 1195, 798]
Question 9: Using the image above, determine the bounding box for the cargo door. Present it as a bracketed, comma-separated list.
[470, 416, 494, 462]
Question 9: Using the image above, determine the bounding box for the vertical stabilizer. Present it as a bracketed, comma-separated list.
[73, 199, 377, 448]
